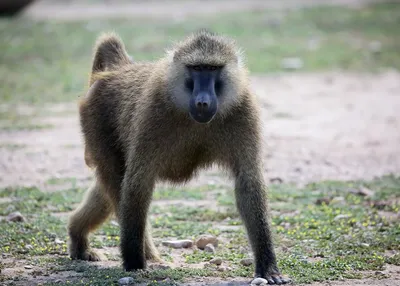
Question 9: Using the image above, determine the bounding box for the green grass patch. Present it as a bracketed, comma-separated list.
[46, 177, 77, 186]
[0, 2, 399, 105]
[0, 174, 399, 285]
[0, 143, 27, 149]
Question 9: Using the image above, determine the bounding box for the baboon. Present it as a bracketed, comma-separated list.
[68, 30, 290, 284]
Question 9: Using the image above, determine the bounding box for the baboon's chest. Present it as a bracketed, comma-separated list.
[158, 142, 214, 183]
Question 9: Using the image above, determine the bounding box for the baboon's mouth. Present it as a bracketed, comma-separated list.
[189, 111, 216, 124]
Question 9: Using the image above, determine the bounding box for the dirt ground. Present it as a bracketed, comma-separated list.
[1, 72, 400, 189]
[1, 0, 400, 285]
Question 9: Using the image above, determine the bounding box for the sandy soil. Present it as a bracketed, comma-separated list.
[1, 72, 400, 189]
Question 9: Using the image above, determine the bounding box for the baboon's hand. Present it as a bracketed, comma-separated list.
[70, 249, 101, 262]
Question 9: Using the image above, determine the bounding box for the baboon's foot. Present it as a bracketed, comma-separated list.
[253, 271, 292, 285]
[70, 249, 101, 261]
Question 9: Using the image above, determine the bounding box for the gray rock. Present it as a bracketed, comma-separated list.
[209, 257, 222, 265]
[195, 234, 218, 250]
[204, 243, 215, 253]
[217, 265, 232, 272]
[7, 211, 25, 222]
[118, 277, 134, 285]
[240, 258, 253, 266]
[161, 239, 193, 249]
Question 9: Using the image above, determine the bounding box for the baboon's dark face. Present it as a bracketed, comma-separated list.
[185, 64, 223, 124]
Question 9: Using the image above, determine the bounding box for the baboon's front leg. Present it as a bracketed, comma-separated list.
[233, 164, 291, 284]
[119, 165, 155, 271]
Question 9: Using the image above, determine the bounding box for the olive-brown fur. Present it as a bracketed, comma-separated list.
[68, 30, 290, 284]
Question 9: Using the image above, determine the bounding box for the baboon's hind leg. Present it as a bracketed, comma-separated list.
[68, 180, 112, 261]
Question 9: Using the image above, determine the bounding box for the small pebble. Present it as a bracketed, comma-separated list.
[7, 211, 25, 222]
[118, 277, 134, 285]
[24, 265, 33, 269]
[240, 258, 253, 266]
[251, 277, 268, 285]
[195, 234, 218, 250]
[54, 238, 64, 244]
[204, 243, 215, 253]
[333, 214, 351, 221]
[161, 239, 193, 249]
[209, 257, 222, 265]
[217, 266, 232, 272]
[331, 196, 346, 204]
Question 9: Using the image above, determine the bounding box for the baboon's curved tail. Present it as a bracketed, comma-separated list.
[89, 32, 133, 85]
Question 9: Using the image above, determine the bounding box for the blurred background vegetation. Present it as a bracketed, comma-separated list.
[0, 1, 399, 105]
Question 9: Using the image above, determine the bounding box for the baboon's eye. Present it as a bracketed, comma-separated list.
[185, 78, 194, 91]
[208, 66, 218, 71]
[192, 65, 202, 71]
[215, 80, 223, 94]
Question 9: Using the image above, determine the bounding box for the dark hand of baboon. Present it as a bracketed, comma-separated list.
[68, 30, 291, 284]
